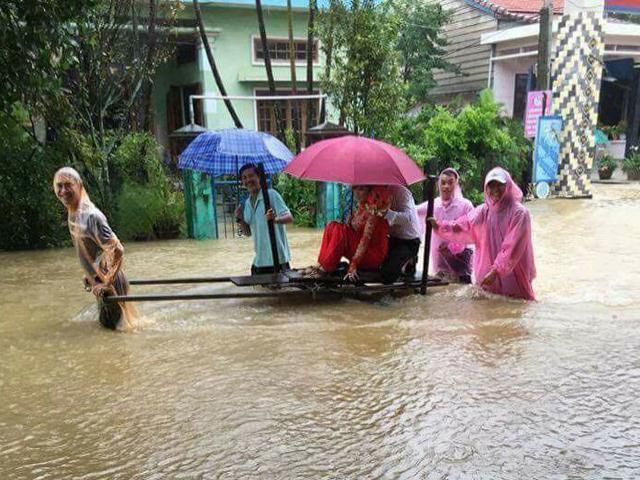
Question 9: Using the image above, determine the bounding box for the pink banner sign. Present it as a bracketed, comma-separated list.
[524, 90, 552, 138]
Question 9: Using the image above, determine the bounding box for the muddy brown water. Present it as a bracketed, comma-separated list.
[1, 184, 639, 479]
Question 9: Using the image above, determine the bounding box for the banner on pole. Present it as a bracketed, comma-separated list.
[524, 90, 552, 138]
[533, 115, 563, 183]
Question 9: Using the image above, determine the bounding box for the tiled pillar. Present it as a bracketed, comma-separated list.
[551, 9, 604, 198]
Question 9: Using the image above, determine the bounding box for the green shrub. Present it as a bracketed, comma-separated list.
[112, 133, 184, 240]
[115, 182, 163, 241]
[386, 107, 435, 167]
[623, 152, 640, 180]
[283, 128, 297, 153]
[623, 152, 640, 172]
[154, 189, 185, 239]
[387, 90, 529, 205]
[0, 114, 69, 250]
[597, 155, 616, 180]
[273, 174, 316, 227]
[0, 113, 184, 248]
[111, 132, 165, 188]
[600, 121, 627, 140]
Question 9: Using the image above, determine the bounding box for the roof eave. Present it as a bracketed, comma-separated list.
[468, 0, 541, 24]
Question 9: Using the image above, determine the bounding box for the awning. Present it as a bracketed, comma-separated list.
[481, 20, 640, 45]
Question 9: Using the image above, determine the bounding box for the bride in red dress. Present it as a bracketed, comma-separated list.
[304, 185, 390, 281]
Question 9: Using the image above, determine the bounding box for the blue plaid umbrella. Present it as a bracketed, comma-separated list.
[178, 128, 294, 176]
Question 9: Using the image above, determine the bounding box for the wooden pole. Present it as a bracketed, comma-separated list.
[257, 163, 281, 272]
[420, 172, 437, 296]
[536, 0, 553, 91]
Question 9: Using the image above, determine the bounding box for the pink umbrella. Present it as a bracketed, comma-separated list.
[284, 135, 425, 186]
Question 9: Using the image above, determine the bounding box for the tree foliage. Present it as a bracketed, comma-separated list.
[318, 0, 405, 136]
[0, 0, 95, 122]
[394, 0, 456, 104]
[113, 133, 185, 240]
[274, 175, 317, 228]
[317, 0, 454, 136]
[0, 110, 69, 250]
[0, 1, 186, 249]
[388, 90, 529, 204]
[61, 0, 181, 210]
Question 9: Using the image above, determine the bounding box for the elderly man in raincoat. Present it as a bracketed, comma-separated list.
[429, 167, 536, 300]
[53, 167, 137, 330]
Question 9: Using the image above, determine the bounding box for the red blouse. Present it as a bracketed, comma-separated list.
[348, 187, 390, 272]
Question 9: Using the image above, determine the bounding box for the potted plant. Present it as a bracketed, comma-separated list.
[618, 120, 628, 141]
[601, 121, 627, 141]
[623, 152, 640, 180]
[601, 124, 615, 140]
[598, 155, 617, 180]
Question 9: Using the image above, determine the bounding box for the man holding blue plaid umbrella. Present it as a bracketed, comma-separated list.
[236, 163, 293, 275]
[178, 128, 295, 274]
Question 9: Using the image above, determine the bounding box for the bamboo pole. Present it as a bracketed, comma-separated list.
[420, 172, 437, 296]
[107, 279, 448, 303]
[105, 290, 306, 303]
[258, 163, 281, 272]
[130, 276, 232, 286]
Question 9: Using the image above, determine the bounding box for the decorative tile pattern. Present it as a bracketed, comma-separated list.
[551, 11, 604, 198]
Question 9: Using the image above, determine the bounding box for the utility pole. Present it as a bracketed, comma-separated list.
[537, 0, 553, 90]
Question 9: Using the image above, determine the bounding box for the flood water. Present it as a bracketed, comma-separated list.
[1, 183, 639, 479]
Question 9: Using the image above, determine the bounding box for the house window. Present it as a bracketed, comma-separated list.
[167, 84, 202, 130]
[617, 45, 640, 51]
[253, 38, 319, 63]
[256, 90, 320, 137]
[176, 42, 197, 65]
[513, 73, 529, 122]
[167, 83, 203, 157]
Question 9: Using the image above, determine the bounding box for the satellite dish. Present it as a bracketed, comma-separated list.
[535, 182, 550, 199]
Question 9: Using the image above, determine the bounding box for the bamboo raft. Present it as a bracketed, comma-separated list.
[104, 269, 448, 304]
[103, 169, 441, 305]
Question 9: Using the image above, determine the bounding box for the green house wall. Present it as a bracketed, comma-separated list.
[152, 4, 326, 146]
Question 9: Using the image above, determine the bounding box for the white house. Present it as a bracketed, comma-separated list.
[433, 0, 640, 157]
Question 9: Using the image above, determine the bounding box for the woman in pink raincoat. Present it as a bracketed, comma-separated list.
[428, 167, 536, 300]
[417, 168, 474, 282]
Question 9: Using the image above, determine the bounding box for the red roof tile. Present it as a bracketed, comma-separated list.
[471, 0, 563, 19]
[492, 0, 564, 14]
